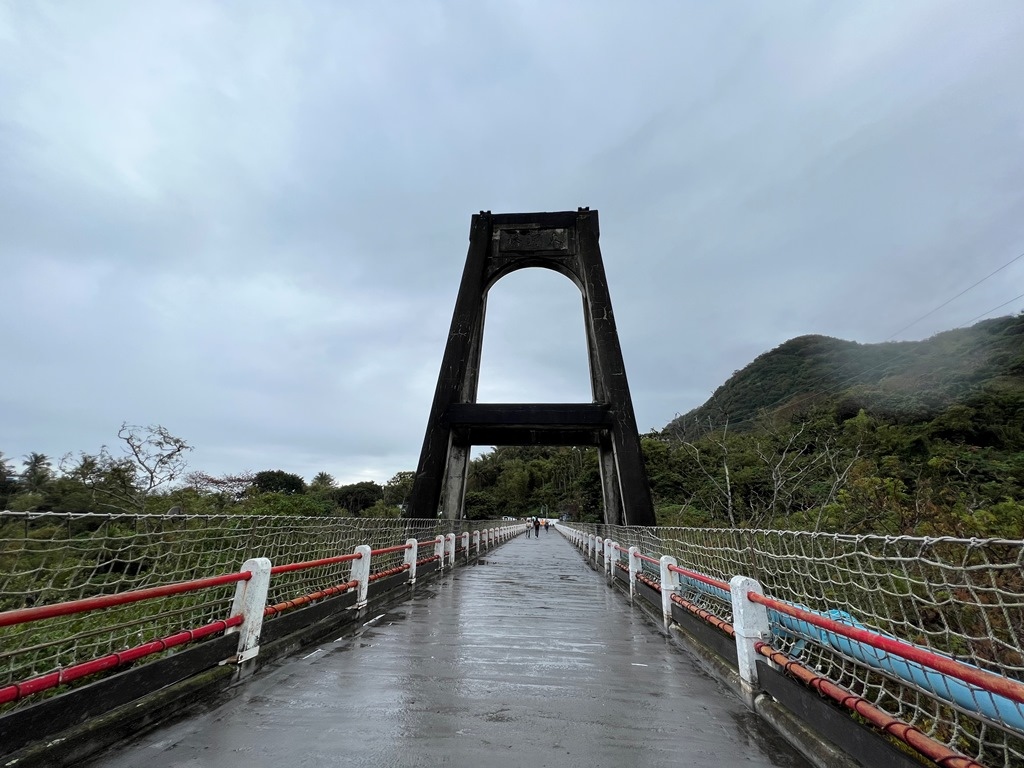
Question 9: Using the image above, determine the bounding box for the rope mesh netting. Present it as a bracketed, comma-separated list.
[568, 523, 1024, 767]
[0, 511, 473, 714]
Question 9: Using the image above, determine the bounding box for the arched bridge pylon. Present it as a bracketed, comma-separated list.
[407, 209, 655, 526]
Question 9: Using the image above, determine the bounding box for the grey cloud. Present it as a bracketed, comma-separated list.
[2, 1, 1023, 484]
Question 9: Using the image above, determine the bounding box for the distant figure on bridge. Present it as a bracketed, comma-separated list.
[544, 520, 549, 533]
[533, 519, 541, 537]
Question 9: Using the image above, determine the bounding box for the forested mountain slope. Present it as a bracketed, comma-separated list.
[666, 315, 1024, 439]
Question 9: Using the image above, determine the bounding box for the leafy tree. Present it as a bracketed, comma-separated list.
[0, 452, 18, 508]
[237, 491, 332, 516]
[184, 471, 255, 501]
[383, 471, 415, 510]
[362, 499, 402, 518]
[309, 472, 336, 492]
[7, 492, 44, 512]
[329, 481, 382, 516]
[21, 452, 53, 493]
[251, 470, 306, 495]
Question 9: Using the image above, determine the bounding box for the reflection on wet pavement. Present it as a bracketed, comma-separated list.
[97, 532, 810, 768]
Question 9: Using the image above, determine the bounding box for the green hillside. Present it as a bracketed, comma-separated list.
[651, 314, 1024, 537]
[666, 315, 1024, 439]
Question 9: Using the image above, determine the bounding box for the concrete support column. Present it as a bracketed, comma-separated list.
[350, 545, 372, 609]
[731, 575, 771, 705]
[659, 556, 679, 631]
[628, 546, 640, 601]
[403, 539, 419, 584]
[228, 557, 272, 668]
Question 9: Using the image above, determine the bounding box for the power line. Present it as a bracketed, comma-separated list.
[959, 292, 1024, 327]
[675, 249, 1024, 434]
[886, 250, 1024, 340]
[678, 298, 1023, 435]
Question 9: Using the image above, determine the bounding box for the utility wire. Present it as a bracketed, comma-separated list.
[959, 292, 1024, 328]
[886, 250, 1024, 340]
[674, 250, 1024, 434]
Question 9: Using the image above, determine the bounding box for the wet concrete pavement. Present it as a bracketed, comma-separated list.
[97, 529, 809, 768]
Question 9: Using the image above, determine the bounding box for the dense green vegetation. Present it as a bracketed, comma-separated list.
[0, 424, 412, 520]
[3, 316, 1021, 537]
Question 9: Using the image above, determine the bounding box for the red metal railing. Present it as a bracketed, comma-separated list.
[755, 642, 985, 768]
[270, 552, 361, 575]
[265, 581, 359, 617]
[0, 571, 251, 628]
[0, 615, 244, 705]
[747, 590, 1024, 706]
[667, 563, 729, 592]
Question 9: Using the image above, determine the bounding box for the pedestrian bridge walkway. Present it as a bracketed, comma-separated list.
[2, 514, 1022, 768]
[96, 531, 806, 768]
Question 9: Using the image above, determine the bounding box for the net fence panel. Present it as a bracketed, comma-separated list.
[0, 512, 457, 714]
[564, 523, 1024, 767]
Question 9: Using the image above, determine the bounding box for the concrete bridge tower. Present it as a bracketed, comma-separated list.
[408, 209, 655, 526]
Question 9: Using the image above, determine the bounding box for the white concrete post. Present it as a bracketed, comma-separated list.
[461, 531, 470, 560]
[227, 557, 272, 665]
[433, 535, 445, 568]
[403, 538, 419, 584]
[731, 575, 771, 702]
[350, 545, 372, 609]
[473, 529, 481, 555]
[659, 556, 679, 630]
[445, 533, 456, 568]
[628, 546, 640, 600]
[604, 539, 614, 577]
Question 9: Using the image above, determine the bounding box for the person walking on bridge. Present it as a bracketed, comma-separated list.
[533, 518, 541, 537]
[544, 520, 549, 533]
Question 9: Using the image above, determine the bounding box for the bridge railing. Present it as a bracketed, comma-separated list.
[559, 522, 1024, 768]
[0, 511, 525, 717]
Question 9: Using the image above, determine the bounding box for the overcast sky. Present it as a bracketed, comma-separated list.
[2, 1, 1023, 486]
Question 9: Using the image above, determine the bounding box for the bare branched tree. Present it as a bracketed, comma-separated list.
[60, 423, 192, 513]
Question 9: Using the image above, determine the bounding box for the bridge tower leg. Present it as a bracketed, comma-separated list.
[407, 209, 655, 526]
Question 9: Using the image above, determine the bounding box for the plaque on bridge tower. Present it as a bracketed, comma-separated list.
[498, 228, 572, 254]
[407, 208, 655, 526]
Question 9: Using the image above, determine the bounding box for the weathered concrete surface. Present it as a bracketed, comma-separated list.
[95, 531, 809, 768]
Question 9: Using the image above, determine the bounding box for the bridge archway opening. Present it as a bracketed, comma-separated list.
[476, 267, 592, 406]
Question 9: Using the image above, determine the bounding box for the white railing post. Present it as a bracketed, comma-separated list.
[350, 545, 372, 609]
[731, 575, 771, 704]
[445, 533, 456, 568]
[228, 557, 272, 666]
[660, 556, 679, 630]
[473, 529, 481, 555]
[404, 538, 419, 584]
[461, 531, 470, 560]
[628, 546, 640, 600]
[434, 535, 445, 568]
[604, 539, 614, 578]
